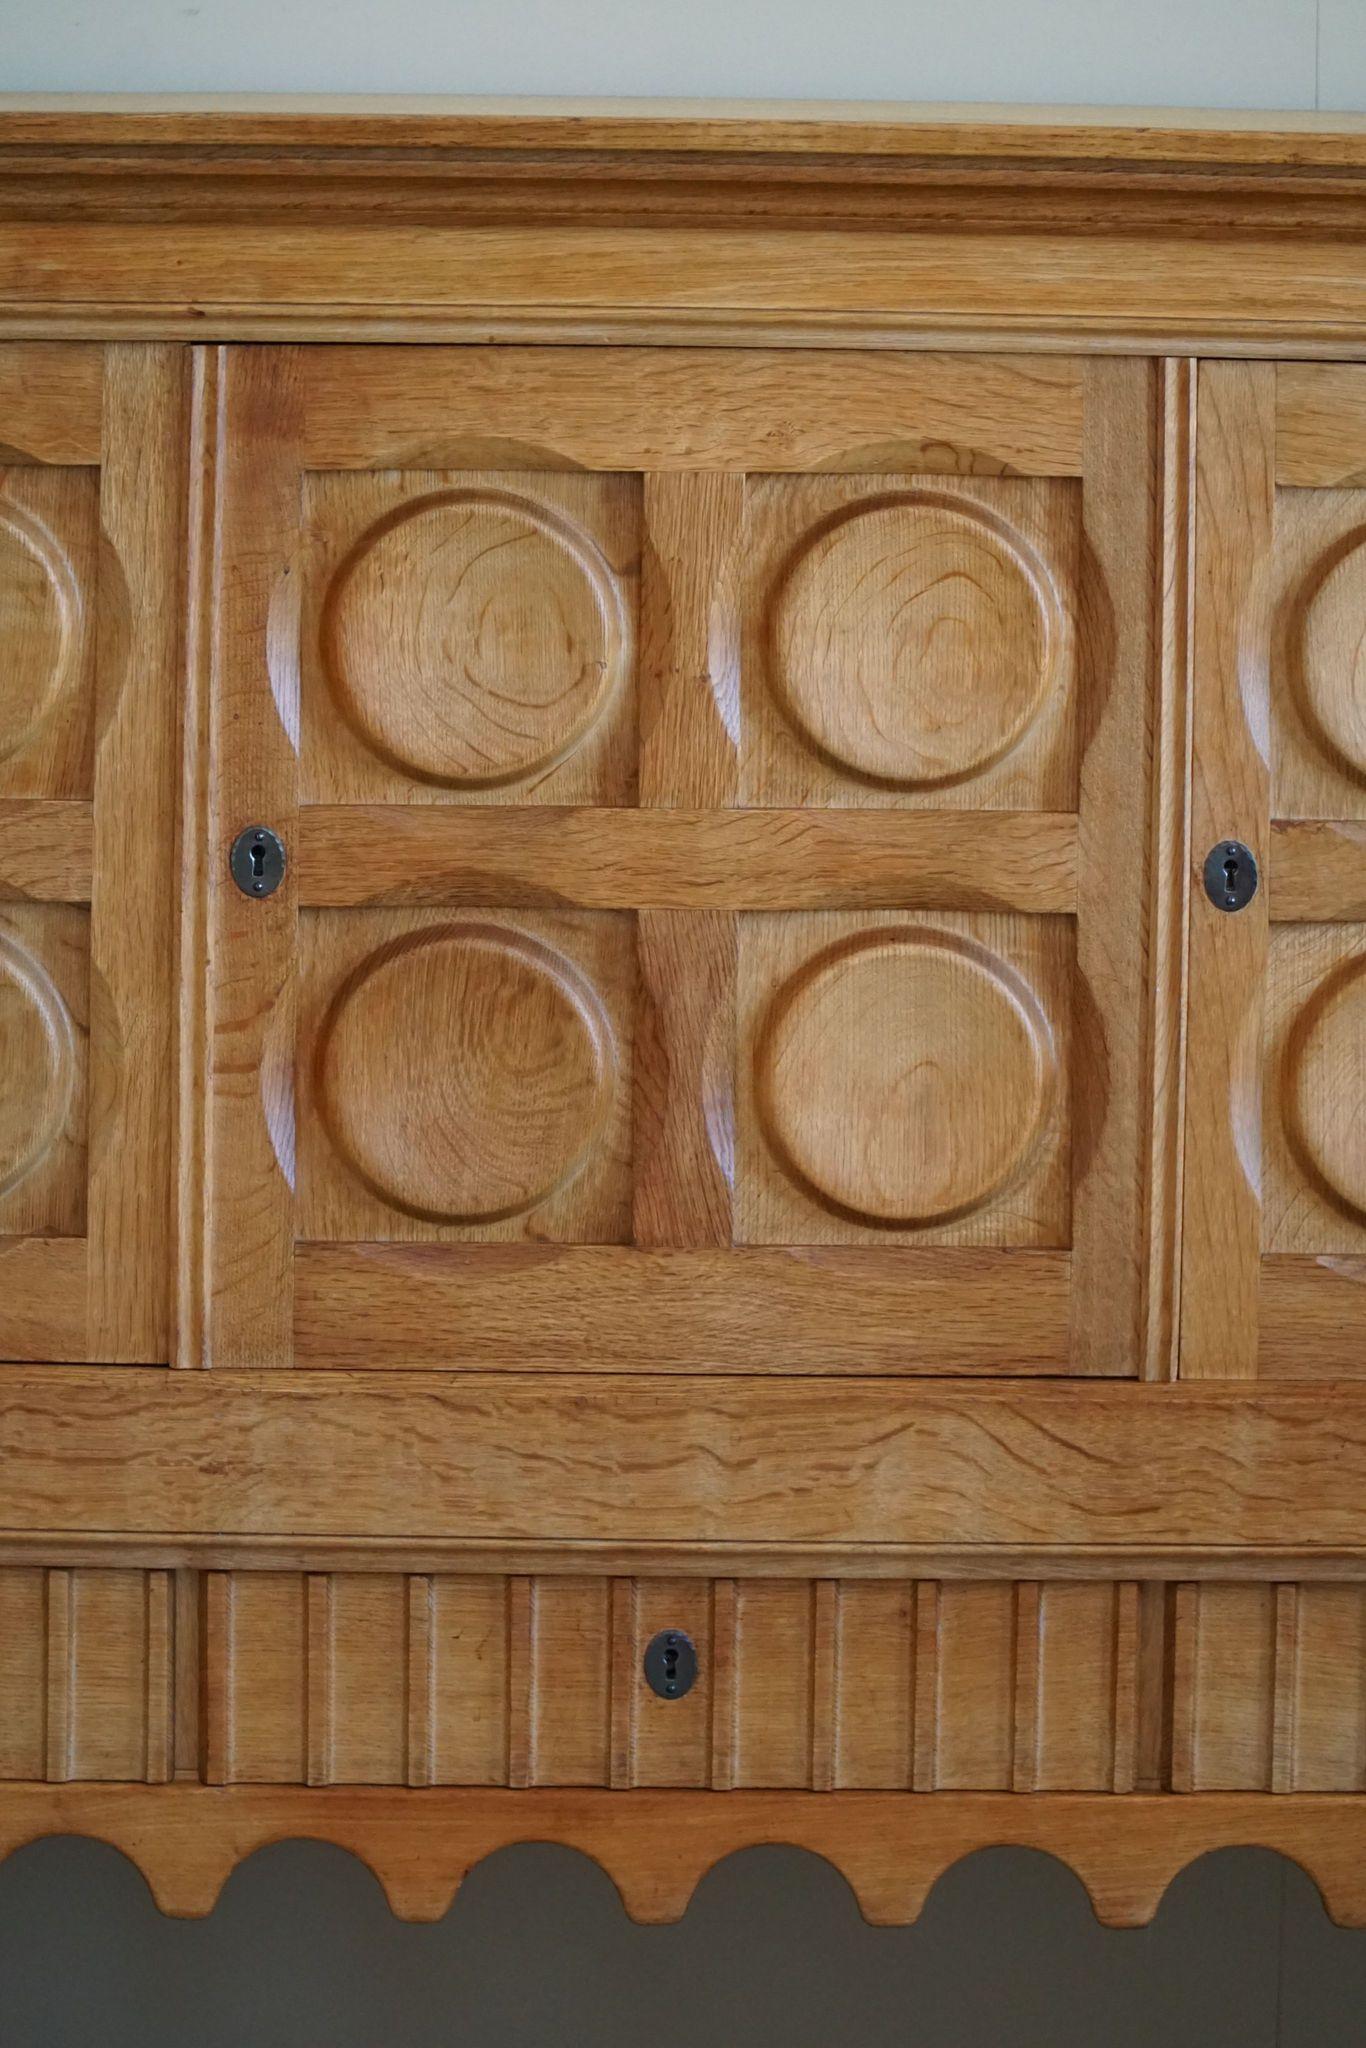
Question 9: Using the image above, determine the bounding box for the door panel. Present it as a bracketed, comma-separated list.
[1183, 358, 1366, 1378]
[203, 347, 1169, 1374]
[0, 344, 184, 1364]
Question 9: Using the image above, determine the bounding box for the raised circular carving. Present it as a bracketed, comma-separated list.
[1284, 954, 1366, 1221]
[1289, 526, 1366, 785]
[321, 489, 628, 788]
[0, 505, 80, 766]
[0, 932, 75, 1199]
[315, 923, 617, 1224]
[768, 492, 1059, 790]
[754, 926, 1055, 1228]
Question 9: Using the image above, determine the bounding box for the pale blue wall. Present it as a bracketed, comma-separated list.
[3, 0, 1363, 111]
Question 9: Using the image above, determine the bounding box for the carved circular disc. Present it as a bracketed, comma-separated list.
[322, 489, 627, 787]
[769, 493, 1057, 789]
[0, 933, 75, 1198]
[1284, 956, 1366, 1220]
[1294, 529, 1366, 783]
[0, 506, 78, 766]
[755, 926, 1055, 1227]
[316, 923, 616, 1224]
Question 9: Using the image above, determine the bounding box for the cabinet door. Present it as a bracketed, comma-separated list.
[199, 347, 1171, 1374]
[1185, 361, 1366, 1378]
[0, 345, 184, 1363]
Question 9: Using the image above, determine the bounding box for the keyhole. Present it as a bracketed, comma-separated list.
[1222, 852, 1240, 907]
[662, 1634, 680, 1697]
[249, 839, 267, 886]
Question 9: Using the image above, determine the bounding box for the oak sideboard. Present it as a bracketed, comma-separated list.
[4, 95, 1366, 1924]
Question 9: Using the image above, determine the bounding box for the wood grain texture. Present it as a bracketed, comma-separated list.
[1070, 360, 1161, 1370]
[0, 1236, 87, 1359]
[0, 341, 102, 463]
[1277, 363, 1366, 487]
[86, 345, 185, 1361]
[293, 1244, 1073, 1372]
[1179, 363, 1274, 1378]
[1258, 1255, 1366, 1377]
[0, 799, 92, 901]
[1143, 358, 1195, 1380]
[1269, 819, 1366, 921]
[638, 470, 741, 805]
[4, 1781, 1366, 1926]
[202, 347, 301, 1366]
[300, 350, 1081, 477]
[295, 807, 1079, 912]
[5, 1371, 1366, 1550]
[633, 911, 735, 1248]
[9, 220, 1366, 358]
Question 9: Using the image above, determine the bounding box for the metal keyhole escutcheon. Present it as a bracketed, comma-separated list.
[1203, 839, 1259, 913]
[644, 1628, 698, 1701]
[230, 825, 287, 899]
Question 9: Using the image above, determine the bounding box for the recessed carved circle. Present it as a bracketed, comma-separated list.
[321, 488, 628, 788]
[754, 925, 1055, 1228]
[1284, 953, 1366, 1222]
[1288, 525, 1366, 787]
[0, 932, 75, 1198]
[316, 922, 617, 1224]
[768, 491, 1059, 790]
[0, 504, 80, 767]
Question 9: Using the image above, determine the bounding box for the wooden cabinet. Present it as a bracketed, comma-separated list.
[199, 347, 1165, 1377]
[4, 98, 1366, 1927]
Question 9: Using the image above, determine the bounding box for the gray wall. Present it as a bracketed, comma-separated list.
[4, 2, 1366, 2039]
[1, 0, 1363, 108]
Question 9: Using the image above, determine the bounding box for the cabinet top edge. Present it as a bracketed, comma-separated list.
[2, 93, 1366, 171]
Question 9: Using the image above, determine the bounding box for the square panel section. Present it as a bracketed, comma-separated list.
[737, 910, 1072, 1247]
[742, 475, 1079, 810]
[300, 470, 640, 806]
[297, 908, 635, 1243]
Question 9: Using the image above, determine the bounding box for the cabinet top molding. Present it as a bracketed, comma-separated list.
[4, 94, 1366, 351]
[3, 93, 1366, 165]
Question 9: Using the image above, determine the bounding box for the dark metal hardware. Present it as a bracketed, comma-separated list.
[1203, 839, 1258, 913]
[644, 1628, 697, 1701]
[230, 825, 286, 899]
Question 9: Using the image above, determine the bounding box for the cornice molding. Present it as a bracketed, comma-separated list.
[2, 98, 1366, 353]
[3, 95, 1366, 234]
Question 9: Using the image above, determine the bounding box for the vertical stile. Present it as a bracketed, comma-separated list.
[708, 1579, 738, 1791]
[810, 1581, 840, 1793]
[608, 1578, 636, 1790]
[1179, 363, 1275, 1377]
[506, 1577, 535, 1790]
[143, 1570, 174, 1783]
[1145, 359, 1197, 1379]
[1011, 1582, 1043, 1792]
[200, 1571, 233, 1784]
[405, 1575, 434, 1789]
[88, 345, 188, 1360]
[174, 345, 222, 1368]
[912, 1583, 941, 1791]
[1111, 1582, 1142, 1793]
[1071, 359, 1163, 1369]
[1272, 1583, 1302, 1794]
[43, 1568, 73, 1783]
[305, 1573, 334, 1787]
